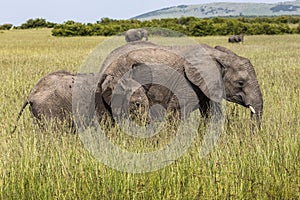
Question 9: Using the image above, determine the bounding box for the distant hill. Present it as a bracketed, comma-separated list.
[133, 0, 300, 20]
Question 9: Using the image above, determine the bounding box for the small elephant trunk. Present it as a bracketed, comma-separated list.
[250, 104, 263, 130]
[249, 90, 263, 131]
[243, 77, 263, 131]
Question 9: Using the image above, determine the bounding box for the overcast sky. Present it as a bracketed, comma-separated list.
[0, 0, 294, 25]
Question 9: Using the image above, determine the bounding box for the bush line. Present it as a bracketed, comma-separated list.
[2, 16, 300, 36]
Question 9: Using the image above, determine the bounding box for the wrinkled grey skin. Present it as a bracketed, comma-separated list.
[228, 34, 244, 43]
[99, 41, 263, 129]
[12, 70, 102, 132]
[125, 28, 148, 43]
[100, 41, 157, 75]
[95, 73, 150, 125]
[13, 69, 149, 132]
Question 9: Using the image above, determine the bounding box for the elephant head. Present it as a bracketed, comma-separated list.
[125, 28, 149, 43]
[98, 60, 152, 125]
[215, 46, 263, 128]
[166, 44, 262, 127]
[168, 44, 263, 128]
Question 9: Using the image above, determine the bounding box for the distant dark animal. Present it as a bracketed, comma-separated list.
[228, 34, 244, 43]
[125, 28, 148, 42]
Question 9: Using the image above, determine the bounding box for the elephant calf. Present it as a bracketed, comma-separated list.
[12, 70, 95, 132]
[12, 70, 149, 133]
[125, 28, 148, 42]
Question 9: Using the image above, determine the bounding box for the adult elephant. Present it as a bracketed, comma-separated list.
[228, 34, 244, 43]
[125, 28, 148, 42]
[98, 42, 263, 129]
[12, 70, 149, 132]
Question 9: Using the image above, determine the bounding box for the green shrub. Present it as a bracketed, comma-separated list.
[0, 24, 13, 30]
[296, 24, 300, 34]
[17, 18, 56, 29]
[50, 16, 300, 37]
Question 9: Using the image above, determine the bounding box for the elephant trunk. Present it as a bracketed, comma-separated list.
[250, 102, 263, 130]
[248, 85, 263, 131]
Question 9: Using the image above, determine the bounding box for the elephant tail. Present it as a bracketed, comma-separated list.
[11, 99, 29, 134]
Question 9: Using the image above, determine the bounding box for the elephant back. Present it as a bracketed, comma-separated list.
[99, 41, 158, 75]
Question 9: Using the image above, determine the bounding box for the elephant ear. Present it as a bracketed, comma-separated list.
[215, 46, 237, 56]
[183, 46, 224, 103]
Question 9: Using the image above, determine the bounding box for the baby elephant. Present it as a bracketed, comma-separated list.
[125, 28, 148, 42]
[12, 70, 100, 132]
[12, 70, 149, 133]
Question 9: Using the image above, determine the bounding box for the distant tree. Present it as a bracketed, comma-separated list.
[0, 24, 13, 30]
[96, 18, 115, 25]
[296, 24, 300, 34]
[17, 18, 56, 29]
[189, 20, 213, 36]
[51, 16, 300, 37]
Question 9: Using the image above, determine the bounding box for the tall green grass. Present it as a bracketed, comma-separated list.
[1, 29, 300, 199]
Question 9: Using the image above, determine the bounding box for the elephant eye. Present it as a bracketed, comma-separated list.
[135, 102, 141, 107]
[237, 80, 245, 88]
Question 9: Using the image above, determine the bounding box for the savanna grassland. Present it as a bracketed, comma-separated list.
[0, 29, 300, 199]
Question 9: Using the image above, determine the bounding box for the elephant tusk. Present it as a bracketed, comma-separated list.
[249, 106, 256, 114]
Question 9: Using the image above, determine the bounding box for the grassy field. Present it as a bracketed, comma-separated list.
[1, 29, 300, 199]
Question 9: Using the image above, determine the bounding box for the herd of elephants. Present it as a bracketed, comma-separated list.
[13, 28, 261, 133]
